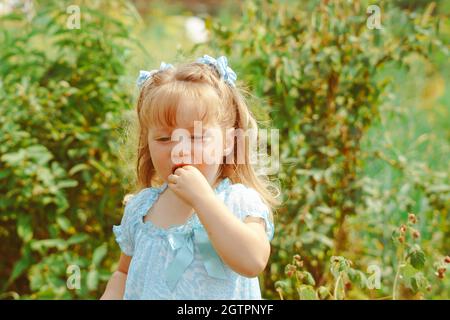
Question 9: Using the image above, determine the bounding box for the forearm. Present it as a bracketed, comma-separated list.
[194, 195, 270, 278]
[100, 270, 127, 300]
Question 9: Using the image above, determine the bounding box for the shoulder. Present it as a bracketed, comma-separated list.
[221, 180, 274, 241]
[122, 185, 163, 217]
[223, 182, 264, 202]
[220, 181, 268, 213]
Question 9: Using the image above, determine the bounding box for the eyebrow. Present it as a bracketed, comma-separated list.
[151, 125, 216, 135]
[151, 127, 172, 133]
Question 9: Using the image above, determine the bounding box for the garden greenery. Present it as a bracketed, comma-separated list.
[0, 0, 448, 299]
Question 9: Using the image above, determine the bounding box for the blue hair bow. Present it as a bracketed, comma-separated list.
[196, 55, 237, 87]
[136, 62, 174, 88]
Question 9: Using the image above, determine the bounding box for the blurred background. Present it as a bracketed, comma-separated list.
[0, 0, 448, 299]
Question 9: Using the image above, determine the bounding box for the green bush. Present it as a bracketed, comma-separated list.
[1, 0, 448, 300]
[207, 0, 449, 299]
[0, 1, 134, 299]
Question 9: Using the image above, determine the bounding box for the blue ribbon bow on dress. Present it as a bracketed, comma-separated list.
[165, 224, 228, 290]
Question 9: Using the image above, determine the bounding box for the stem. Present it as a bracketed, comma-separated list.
[375, 295, 394, 300]
[393, 245, 405, 300]
[276, 288, 284, 300]
[334, 272, 343, 300]
[392, 265, 402, 300]
[295, 271, 301, 287]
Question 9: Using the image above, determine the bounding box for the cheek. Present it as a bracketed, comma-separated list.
[148, 141, 157, 158]
[202, 136, 224, 163]
[148, 142, 170, 166]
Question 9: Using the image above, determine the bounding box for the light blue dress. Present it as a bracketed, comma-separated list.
[112, 177, 274, 300]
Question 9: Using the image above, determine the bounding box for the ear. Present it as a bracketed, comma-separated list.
[223, 127, 235, 157]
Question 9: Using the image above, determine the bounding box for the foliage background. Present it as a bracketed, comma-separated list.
[0, 0, 448, 299]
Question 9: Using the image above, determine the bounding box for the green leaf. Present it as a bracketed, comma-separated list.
[57, 179, 79, 189]
[274, 280, 290, 291]
[87, 269, 99, 291]
[56, 216, 72, 233]
[89, 159, 109, 176]
[92, 243, 108, 266]
[316, 233, 334, 248]
[8, 253, 32, 285]
[330, 256, 352, 278]
[17, 215, 33, 243]
[348, 269, 368, 288]
[68, 163, 90, 176]
[408, 272, 428, 293]
[31, 239, 67, 251]
[401, 263, 427, 294]
[1, 150, 26, 164]
[409, 245, 426, 270]
[297, 285, 317, 300]
[402, 263, 419, 281]
[317, 286, 331, 300]
[304, 271, 316, 286]
[26, 145, 53, 165]
[67, 233, 89, 245]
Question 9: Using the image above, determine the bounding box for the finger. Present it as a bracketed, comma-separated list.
[167, 182, 176, 190]
[173, 167, 186, 175]
[168, 174, 179, 184]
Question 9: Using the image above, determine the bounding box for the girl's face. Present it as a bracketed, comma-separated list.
[148, 122, 228, 186]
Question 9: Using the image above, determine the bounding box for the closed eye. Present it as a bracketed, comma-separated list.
[192, 135, 214, 142]
[155, 136, 171, 142]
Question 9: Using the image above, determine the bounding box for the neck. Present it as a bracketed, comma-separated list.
[165, 187, 194, 210]
[211, 171, 224, 189]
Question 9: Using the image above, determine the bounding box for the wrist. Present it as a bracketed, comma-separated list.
[192, 190, 218, 213]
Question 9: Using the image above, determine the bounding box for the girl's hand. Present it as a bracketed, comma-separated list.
[167, 165, 215, 207]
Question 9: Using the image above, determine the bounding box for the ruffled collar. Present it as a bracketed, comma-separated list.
[139, 177, 232, 236]
[158, 176, 231, 193]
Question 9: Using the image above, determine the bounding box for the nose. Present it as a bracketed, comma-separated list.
[171, 140, 192, 165]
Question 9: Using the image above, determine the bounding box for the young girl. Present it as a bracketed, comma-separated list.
[101, 55, 279, 300]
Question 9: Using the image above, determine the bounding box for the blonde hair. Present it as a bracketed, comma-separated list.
[133, 60, 280, 213]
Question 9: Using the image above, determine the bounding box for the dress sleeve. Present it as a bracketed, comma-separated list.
[112, 194, 138, 256]
[228, 184, 275, 242]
